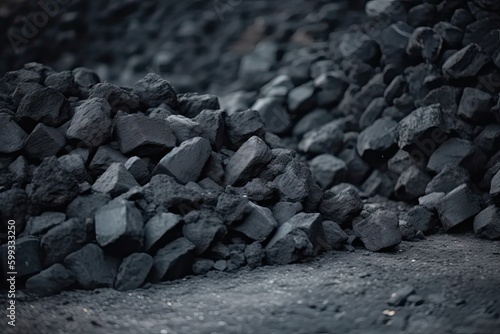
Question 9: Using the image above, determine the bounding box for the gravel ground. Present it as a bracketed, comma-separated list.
[3, 233, 500, 334]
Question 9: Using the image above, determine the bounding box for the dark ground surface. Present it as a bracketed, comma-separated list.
[3, 233, 499, 334]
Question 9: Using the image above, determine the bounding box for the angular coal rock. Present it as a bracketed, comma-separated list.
[124, 156, 150, 186]
[251, 96, 291, 134]
[166, 115, 206, 145]
[25, 263, 75, 296]
[92, 163, 139, 198]
[144, 212, 183, 254]
[89, 83, 140, 114]
[406, 27, 443, 62]
[457, 87, 494, 125]
[322, 221, 348, 250]
[66, 98, 112, 147]
[433, 22, 463, 49]
[183, 210, 227, 255]
[463, 17, 500, 46]
[425, 164, 469, 194]
[491, 170, 500, 205]
[353, 210, 402, 252]
[9, 156, 31, 186]
[44, 71, 79, 97]
[274, 159, 311, 203]
[362, 170, 396, 198]
[427, 138, 485, 174]
[215, 192, 249, 225]
[298, 120, 344, 155]
[224, 136, 272, 186]
[473, 205, 500, 240]
[89, 146, 127, 178]
[133, 73, 177, 108]
[29, 157, 79, 209]
[340, 29, 380, 64]
[11, 236, 41, 278]
[419, 192, 446, 211]
[357, 118, 398, 162]
[377, 21, 414, 68]
[154, 137, 211, 184]
[63, 243, 119, 290]
[399, 206, 437, 240]
[474, 124, 500, 156]
[114, 253, 154, 291]
[23, 211, 66, 237]
[338, 148, 371, 185]
[320, 186, 363, 225]
[177, 93, 220, 118]
[66, 193, 111, 221]
[145, 175, 204, 212]
[230, 178, 276, 203]
[94, 199, 144, 256]
[360, 97, 387, 129]
[442, 44, 490, 79]
[24, 123, 66, 160]
[293, 109, 333, 137]
[314, 72, 348, 108]
[0, 188, 29, 233]
[16, 87, 70, 127]
[398, 104, 444, 152]
[192, 259, 215, 275]
[194, 109, 226, 150]
[231, 202, 277, 242]
[394, 166, 431, 201]
[58, 154, 88, 183]
[388, 150, 416, 175]
[309, 154, 347, 189]
[40, 218, 88, 267]
[0, 114, 28, 153]
[285, 212, 324, 250]
[72, 67, 100, 90]
[244, 241, 264, 269]
[264, 222, 313, 265]
[272, 202, 303, 226]
[436, 184, 481, 231]
[115, 114, 176, 156]
[287, 82, 316, 115]
[408, 3, 437, 27]
[225, 109, 265, 147]
[149, 237, 197, 282]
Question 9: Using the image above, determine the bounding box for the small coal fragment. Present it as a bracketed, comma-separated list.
[133, 73, 177, 108]
[473, 205, 500, 240]
[225, 109, 265, 147]
[114, 253, 154, 291]
[399, 206, 437, 240]
[244, 242, 264, 269]
[457, 87, 494, 125]
[436, 184, 481, 231]
[398, 104, 444, 152]
[272, 202, 303, 226]
[419, 192, 446, 211]
[44, 71, 78, 97]
[124, 156, 151, 186]
[353, 210, 402, 252]
[298, 120, 344, 155]
[231, 202, 277, 242]
[154, 137, 211, 184]
[394, 166, 431, 201]
[58, 154, 88, 183]
[215, 192, 249, 225]
[66, 193, 111, 221]
[144, 212, 182, 254]
[183, 210, 226, 255]
[264, 222, 313, 265]
[491, 170, 500, 205]
[92, 163, 139, 198]
[11, 236, 41, 278]
[63, 243, 119, 290]
[427, 138, 485, 174]
[407, 27, 443, 62]
[166, 115, 206, 145]
[16, 87, 70, 127]
[425, 164, 469, 194]
[94, 199, 144, 256]
[224, 136, 272, 186]
[356, 118, 398, 162]
[285, 212, 324, 250]
[25, 263, 75, 296]
[251, 97, 291, 134]
[24, 123, 66, 159]
[192, 259, 215, 275]
[0, 188, 29, 234]
[88, 83, 139, 114]
[287, 82, 316, 115]
[309, 154, 347, 189]
[442, 44, 490, 79]
[66, 98, 112, 147]
[40, 218, 88, 267]
[0, 114, 27, 153]
[149, 237, 196, 282]
[194, 109, 225, 150]
[23, 212, 66, 237]
[322, 221, 348, 250]
[89, 146, 127, 178]
[320, 187, 363, 225]
[177, 93, 220, 118]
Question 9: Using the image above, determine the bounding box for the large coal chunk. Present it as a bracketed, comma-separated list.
[322, 221, 348, 250]
[397, 104, 444, 152]
[154, 137, 211, 184]
[44, 71, 79, 97]
[357, 118, 398, 162]
[436, 184, 481, 231]
[473, 205, 500, 240]
[224, 136, 272, 186]
[442, 44, 490, 79]
[40, 218, 88, 267]
[491, 170, 500, 205]
[58, 154, 88, 183]
[124, 156, 151, 186]
[23, 212, 66, 237]
[457, 87, 494, 125]
[92, 163, 139, 198]
[194, 109, 226, 150]
[406, 27, 443, 62]
[94, 199, 144, 256]
[24, 123, 66, 160]
[63, 244, 119, 290]
[183, 210, 227, 255]
[232, 202, 277, 242]
[298, 120, 344, 155]
[16, 87, 70, 127]
[149, 237, 196, 282]
[66, 193, 111, 221]
[215, 192, 249, 225]
[285, 212, 324, 250]
[89, 146, 128, 178]
[25, 263, 75, 296]
[0, 188, 30, 235]
[144, 212, 183, 254]
[133, 73, 177, 108]
[309, 154, 347, 189]
[264, 222, 313, 265]
[145, 175, 204, 212]
[251, 97, 291, 134]
[399, 206, 437, 240]
[29, 157, 79, 209]
[115, 114, 176, 156]
[114, 253, 154, 291]
[66, 98, 112, 147]
[394, 166, 431, 201]
[177, 93, 220, 118]
[427, 138, 485, 174]
[0, 114, 27, 153]
[88, 83, 140, 114]
[425, 164, 469, 194]
[319, 187, 363, 226]
[225, 109, 265, 147]
[353, 210, 402, 252]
